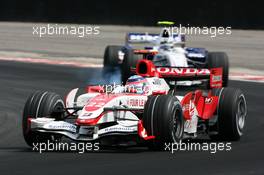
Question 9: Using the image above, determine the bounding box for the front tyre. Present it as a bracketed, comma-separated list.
[143, 95, 184, 150]
[22, 91, 65, 147]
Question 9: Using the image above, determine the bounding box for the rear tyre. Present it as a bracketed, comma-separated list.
[209, 88, 247, 141]
[143, 95, 184, 150]
[121, 49, 142, 84]
[206, 52, 229, 87]
[103, 45, 123, 67]
[23, 91, 65, 147]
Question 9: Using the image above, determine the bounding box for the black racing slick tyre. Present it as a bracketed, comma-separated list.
[143, 95, 184, 150]
[121, 48, 142, 84]
[103, 45, 123, 67]
[210, 88, 247, 141]
[206, 52, 229, 87]
[22, 91, 65, 147]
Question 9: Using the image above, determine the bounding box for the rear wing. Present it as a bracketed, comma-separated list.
[135, 59, 223, 88]
[126, 32, 185, 45]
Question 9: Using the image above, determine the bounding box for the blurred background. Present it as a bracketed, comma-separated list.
[0, 0, 263, 29]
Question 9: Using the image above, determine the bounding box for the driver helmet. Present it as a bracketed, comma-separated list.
[125, 75, 149, 94]
[160, 28, 170, 44]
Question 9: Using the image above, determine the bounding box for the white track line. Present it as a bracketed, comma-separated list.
[0, 57, 103, 68]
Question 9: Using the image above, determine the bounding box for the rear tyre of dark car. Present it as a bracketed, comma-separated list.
[121, 48, 142, 84]
[103, 45, 123, 67]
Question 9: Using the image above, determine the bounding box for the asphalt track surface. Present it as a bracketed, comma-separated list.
[0, 60, 263, 175]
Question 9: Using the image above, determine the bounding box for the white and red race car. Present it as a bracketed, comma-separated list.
[23, 60, 246, 149]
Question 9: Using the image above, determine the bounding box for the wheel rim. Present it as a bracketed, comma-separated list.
[172, 108, 183, 142]
[236, 95, 247, 135]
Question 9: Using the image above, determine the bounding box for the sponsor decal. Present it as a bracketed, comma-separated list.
[47, 123, 76, 133]
[153, 79, 162, 85]
[182, 103, 189, 111]
[157, 67, 210, 76]
[205, 97, 213, 104]
[182, 101, 195, 115]
[85, 94, 119, 111]
[212, 75, 222, 82]
[82, 113, 93, 117]
[104, 127, 135, 132]
[85, 102, 106, 110]
[129, 34, 159, 42]
[187, 53, 205, 58]
[127, 99, 146, 107]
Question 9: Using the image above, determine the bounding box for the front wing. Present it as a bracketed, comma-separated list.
[29, 117, 139, 141]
